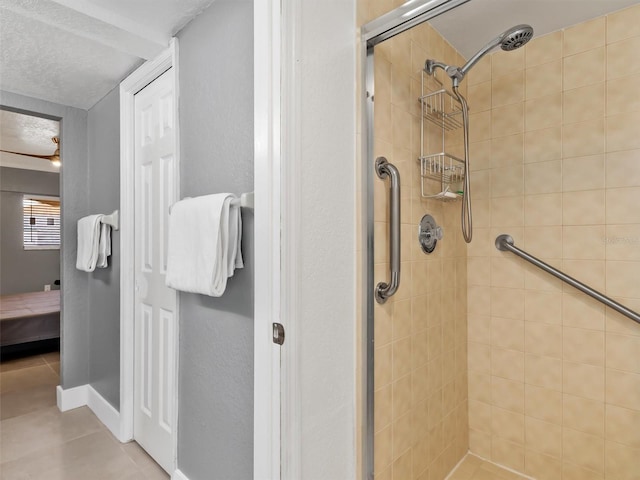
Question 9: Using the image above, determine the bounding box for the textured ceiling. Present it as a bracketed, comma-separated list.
[76, 0, 218, 39]
[0, 0, 214, 110]
[0, 110, 60, 172]
[0, 6, 143, 110]
[430, 0, 640, 60]
[0, 110, 59, 155]
[0, 0, 213, 172]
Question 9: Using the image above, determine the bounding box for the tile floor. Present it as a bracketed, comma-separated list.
[0, 350, 169, 479]
[1, 351, 532, 480]
[447, 455, 530, 480]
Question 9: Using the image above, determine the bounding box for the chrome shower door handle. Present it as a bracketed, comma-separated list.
[375, 157, 401, 304]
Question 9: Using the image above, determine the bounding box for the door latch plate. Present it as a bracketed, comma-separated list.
[273, 323, 285, 345]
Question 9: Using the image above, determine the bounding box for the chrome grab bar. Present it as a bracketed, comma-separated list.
[375, 157, 401, 304]
[496, 234, 640, 325]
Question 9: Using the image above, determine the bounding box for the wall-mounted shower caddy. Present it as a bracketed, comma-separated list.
[419, 73, 465, 201]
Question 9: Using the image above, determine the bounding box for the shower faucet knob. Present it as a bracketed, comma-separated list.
[419, 214, 443, 254]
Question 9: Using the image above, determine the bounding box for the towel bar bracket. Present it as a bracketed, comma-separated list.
[101, 210, 119, 230]
[495, 234, 513, 251]
[232, 192, 254, 209]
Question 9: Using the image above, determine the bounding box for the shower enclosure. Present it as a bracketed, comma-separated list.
[361, 5, 470, 479]
[360, 1, 640, 480]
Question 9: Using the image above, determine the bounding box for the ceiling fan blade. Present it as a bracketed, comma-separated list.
[35, 199, 60, 207]
[0, 148, 54, 160]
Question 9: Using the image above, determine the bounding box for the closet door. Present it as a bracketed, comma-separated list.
[133, 67, 178, 474]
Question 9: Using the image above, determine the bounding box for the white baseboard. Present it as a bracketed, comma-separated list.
[56, 384, 125, 442]
[172, 469, 189, 480]
[87, 385, 125, 442]
[57, 384, 88, 411]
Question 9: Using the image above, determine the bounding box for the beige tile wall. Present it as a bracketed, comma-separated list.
[466, 6, 640, 480]
[367, 17, 470, 480]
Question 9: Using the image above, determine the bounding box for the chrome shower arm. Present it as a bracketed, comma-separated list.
[425, 35, 503, 85]
[459, 24, 534, 77]
[426, 25, 533, 84]
[458, 35, 502, 77]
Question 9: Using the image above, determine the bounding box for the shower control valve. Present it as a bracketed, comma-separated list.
[419, 225, 443, 243]
[418, 214, 443, 254]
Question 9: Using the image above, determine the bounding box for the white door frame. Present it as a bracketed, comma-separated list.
[254, 0, 304, 478]
[253, 0, 284, 478]
[119, 40, 180, 472]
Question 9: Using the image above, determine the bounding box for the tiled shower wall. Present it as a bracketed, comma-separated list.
[465, 6, 640, 480]
[363, 9, 470, 479]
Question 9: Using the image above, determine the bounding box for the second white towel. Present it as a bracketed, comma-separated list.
[165, 193, 243, 297]
[96, 223, 111, 268]
[77, 215, 112, 272]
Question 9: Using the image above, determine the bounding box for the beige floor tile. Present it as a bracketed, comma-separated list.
[0, 384, 57, 420]
[0, 406, 103, 463]
[472, 466, 519, 480]
[0, 354, 46, 372]
[448, 455, 482, 479]
[122, 440, 162, 470]
[447, 455, 529, 480]
[448, 465, 476, 479]
[49, 361, 60, 375]
[1, 430, 144, 480]
[480, 462, 525, 480]
[0, 351, 168, 479]
[41, 351, 60, 365]
[141, 461, 172, 479]
[0, 365, 59, 394]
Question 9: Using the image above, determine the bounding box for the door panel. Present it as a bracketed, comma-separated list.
[133, 68, 177, 474]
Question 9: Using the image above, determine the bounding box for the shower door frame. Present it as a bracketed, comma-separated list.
[359, 1, 470, 478]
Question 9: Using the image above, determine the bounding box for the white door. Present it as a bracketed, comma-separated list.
[133, 68, 178, 474]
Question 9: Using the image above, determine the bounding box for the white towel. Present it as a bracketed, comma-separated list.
[76, 215, 103, 272]
[96, 223, 111, 268]
[165, 193, 244, 296]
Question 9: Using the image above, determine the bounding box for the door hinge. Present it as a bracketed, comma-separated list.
[272, 323, 285, 345]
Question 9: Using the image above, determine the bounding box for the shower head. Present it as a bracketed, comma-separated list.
[425, 24, 534, 86]
[498, 24, 534, 51]
[458, 24, 533, 77]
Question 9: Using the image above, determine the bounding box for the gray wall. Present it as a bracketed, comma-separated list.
[0, 167, 60, 295]
[87, 87, 121, 408]
[0, 89, 121, 404]
[176, 1, 254, 478]
[0, 91, 89, 389]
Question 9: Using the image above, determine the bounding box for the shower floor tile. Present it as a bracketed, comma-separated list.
[447, 454, 531, 480]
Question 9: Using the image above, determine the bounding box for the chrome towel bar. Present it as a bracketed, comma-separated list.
[496, 234, 640, 325]
[375, 157, 401, 304]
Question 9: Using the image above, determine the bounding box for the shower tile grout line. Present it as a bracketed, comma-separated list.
[444, 452, 536, 480]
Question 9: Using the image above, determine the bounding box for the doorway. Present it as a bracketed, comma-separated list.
[0, 109, 61, 367]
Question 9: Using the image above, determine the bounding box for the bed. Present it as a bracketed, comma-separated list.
[0, 290, 60, 347]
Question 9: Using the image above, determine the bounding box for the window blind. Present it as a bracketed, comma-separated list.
[23, 196, 60, 250]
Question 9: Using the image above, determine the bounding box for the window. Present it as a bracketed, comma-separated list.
[23, 195, 60, 250]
